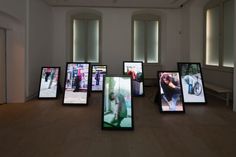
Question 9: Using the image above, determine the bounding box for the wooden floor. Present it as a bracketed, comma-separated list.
[0, 87, 236, 157]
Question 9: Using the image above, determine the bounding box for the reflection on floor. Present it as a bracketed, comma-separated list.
[0, 87, 236, 157]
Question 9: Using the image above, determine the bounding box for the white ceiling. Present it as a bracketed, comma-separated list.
[43, 0, 190, 8]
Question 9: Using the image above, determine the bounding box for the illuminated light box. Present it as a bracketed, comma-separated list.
[158, 71, 185, 113]
[177, 62, 207, 104]
[63, 62, 90, 105]
[91, 65, 107, 92]
[102, 76, 134, 130]
[123, 61, 144, 96]
[38, 67, 60, 99]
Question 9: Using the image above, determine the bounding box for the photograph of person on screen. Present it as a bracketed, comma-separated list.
[63, 63, 89, 104]
[103, 77, 133, 129]
[91, 65, 106, 91]
[108, 92, 127, 127]
[178, 63, 206, 103]
[159, 72, 184, 111]
[39, 67, 59, 98]
[124, 62, 144, 96]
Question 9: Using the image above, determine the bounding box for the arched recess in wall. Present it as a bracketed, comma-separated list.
[0, 10, 26, 103]
[131, 10, 166, 80]
[65, 9, 102, 63]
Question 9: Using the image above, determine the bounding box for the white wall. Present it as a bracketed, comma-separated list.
[180, 3, 191, 62]
[0, 0, 26, 22]
[0, 0, 53, 102]
[27, 0, 53, 98]
[188, 0, 207, 63]
[52, 7, 184, 83]
[51, 8, 67, 75]
[101, 8, 132, 74]
[164, 9, 183, 70]
[0, 0, 26, 103]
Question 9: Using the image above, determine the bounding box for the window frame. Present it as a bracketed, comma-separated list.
[70, 13, 101, 63]
[203, 0, 234, 71]
[131, 14, 161, 65]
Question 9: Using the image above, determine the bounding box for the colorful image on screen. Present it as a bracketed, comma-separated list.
[159, 72, 184, 112]
[103, 76, 133, 129]
[63, 63, 90, 104]
[91, 65, 107, 91]
[178, 63, 206, 103]
[39, 67, 60, 98]
[124, 62, 144, 96]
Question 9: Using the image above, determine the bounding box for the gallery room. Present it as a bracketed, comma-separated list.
[0, 0, 236, 156]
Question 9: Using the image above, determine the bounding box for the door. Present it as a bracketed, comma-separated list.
[0, 28, 6, 104]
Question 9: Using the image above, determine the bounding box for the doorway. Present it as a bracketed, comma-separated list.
[0, 28, 6, 104]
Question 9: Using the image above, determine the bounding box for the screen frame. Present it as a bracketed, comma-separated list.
[90, 65, 107, 92]
[123, 61, 145, 97]
[102, 75, 134, 130]
[38, 67, 60, 99]
[177, 62, 207, 104]
[157, 71, 185, 113]
[63, 62, 90, 105]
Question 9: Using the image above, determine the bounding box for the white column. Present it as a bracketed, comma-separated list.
[0, 28, 6, 104]
[233, 0, 236, 112]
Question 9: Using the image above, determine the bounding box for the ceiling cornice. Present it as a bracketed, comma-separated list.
[42, 0, 190, 9]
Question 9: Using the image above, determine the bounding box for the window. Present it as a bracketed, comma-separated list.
[72, 13, 100, 63]
[205, 0, 234, 68]
[132, 14, 160, 64]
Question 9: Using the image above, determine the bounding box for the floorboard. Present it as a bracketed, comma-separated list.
[0, 87, 236, 157]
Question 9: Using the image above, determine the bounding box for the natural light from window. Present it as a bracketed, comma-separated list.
[206, 7, 220, 66]
[73, 19, 99, 63]
[133, 20, 159, 63]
